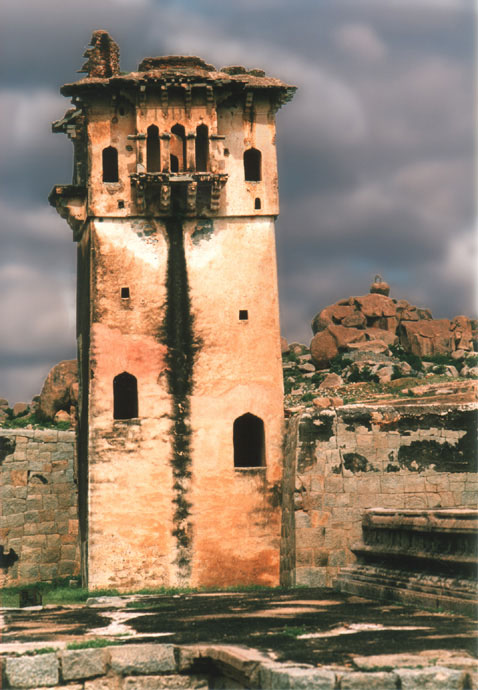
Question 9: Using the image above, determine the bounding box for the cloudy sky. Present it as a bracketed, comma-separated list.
[0, 0, 475, 403]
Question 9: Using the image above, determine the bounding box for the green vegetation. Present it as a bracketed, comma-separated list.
[389, 343, 423, 372]
[1, 409, 70, 430]
[279, 625, 308, 638]
[282, 350, 299, 364]
[0, 580, 120, 607]
[301, 392, 316, 402]
[67, 638, 124, 650]
[24, 647, 57, 656]
[346, 364, 379, 383]
[329, 352, 353, 374]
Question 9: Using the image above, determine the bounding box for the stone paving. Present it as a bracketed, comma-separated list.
[1, 588, 477, 688]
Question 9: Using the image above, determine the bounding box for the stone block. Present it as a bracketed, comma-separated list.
[340, 671, 398, 689]
[18, 562, 39, 580]
[259, 664, 335, 689]
[110, 644, 176, 675]
[295, 511, 311, 528]
[4, 513, 25, 527]
[5, 653, 59, 687]
[61, 544, 78, 560]
[123, 675, 209, 689]
[61, 648, 108, 680]
[296, 549, 313, 566]
[59, 560, 77, 576]
[34, 429, 58, 442]
[297, 527, 325, 548]
[295, 566, 327, 587]
[39, 563, 59, 580]
[85, 677, 121, 690]
[396, 666, 465, 689]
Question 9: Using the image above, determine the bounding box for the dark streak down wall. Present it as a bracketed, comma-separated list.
[282, 403, 478, 587]
[0, 428, 79, 587]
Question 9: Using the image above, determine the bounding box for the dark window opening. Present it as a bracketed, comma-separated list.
[170, 154, 179, 173]
[224, 148, 230, 156]
[147, 124, 161, 172]
[113, 372, 138, 420]
[244, 147, 261, 181]
[254, 197, 261, 209]
[239, 310, 248, 320]
[118, 200, 125, 209]
[121, 287, 130, 299]
[119, 107, 125, 116]
[102, 146, 118, 182]
[195, 124, 209, 171]
[171, 123, 186, 171]
[233, 413, 265, 468]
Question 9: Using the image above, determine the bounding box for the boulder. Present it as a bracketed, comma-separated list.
[0, 398, 8, 408]
[364, 327, 397, 345]
[451, 316, 473, 351]
[12, 402, 30, 418]
[346, 340, 388, 354]
[311, 304, 354, 333]
[399, 320, 454, 357]
[310, 330, 338, 369]
[38, 360, 78, 421]
[328, 324, 366, 350]
[280, 337, 290, 354]
[342, 311, 366, 329]
[318, 373, 343, 390]
[354, 293, 397, 319]
[54, 410, 71, 424]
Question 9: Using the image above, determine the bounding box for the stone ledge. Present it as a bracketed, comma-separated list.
[1, 643, 476, 690]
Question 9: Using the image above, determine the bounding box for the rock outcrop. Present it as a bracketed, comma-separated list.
[310, 283, 475, 369]
[38, 360, 78, 422]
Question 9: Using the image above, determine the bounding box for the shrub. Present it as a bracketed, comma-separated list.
[389, 343, 423, 372]
[329, 352, 353, 374]
[347, 365, 379, 383]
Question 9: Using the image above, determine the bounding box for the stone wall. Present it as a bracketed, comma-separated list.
[0, 428, 79, 587]
[283, 402, 478, 587]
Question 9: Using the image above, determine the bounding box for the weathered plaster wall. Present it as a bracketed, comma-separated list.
[283, 403, 478, 587]
[0, 428, 79, 587]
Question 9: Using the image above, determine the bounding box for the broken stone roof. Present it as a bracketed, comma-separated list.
[61, 32, 296, 102]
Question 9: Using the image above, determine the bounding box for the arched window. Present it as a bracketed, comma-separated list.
[113, 372, 138, 420]
[102, 146, 118, 182]
[146, 125, 161, 172]
[233, 413, 265, 468]
[170, 123, 186, 171]
[243, 147, 261, 182]
[195, 124, 208, 171]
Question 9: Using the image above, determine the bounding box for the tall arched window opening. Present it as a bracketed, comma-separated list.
[170, 124, 186, 171]
[195, 124, 209, 171]
[233, 413, 265, 468]
[243, 147, 261, 182]
[146, 125, 161, 172]
[102, 146, 118, 182]
[113, 372, 138, 420]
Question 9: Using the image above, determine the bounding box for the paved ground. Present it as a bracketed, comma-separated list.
[1, 588, 477, 670]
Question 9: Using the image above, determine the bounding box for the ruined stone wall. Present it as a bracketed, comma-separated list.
[283, 403, 478, 587]
[0, 428, 79, 587]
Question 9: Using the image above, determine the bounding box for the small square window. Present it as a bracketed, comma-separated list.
[121, 287, 130, 299]
[254, 198, 261, 210]
[118, 200, 125, 209]
[239, 310, 248, 321]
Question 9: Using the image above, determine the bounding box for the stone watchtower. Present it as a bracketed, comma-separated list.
[50, 31, 295, 590]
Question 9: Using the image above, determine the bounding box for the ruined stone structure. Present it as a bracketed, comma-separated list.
[0, 428, 79, 588]
[49, 31, 295, 589]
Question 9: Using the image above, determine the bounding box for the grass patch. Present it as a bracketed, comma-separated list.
[1, 410, 71, 430]
[67, 638, 124, 650]
[0, 580, 120, 607]
[24, 647, 57, 656]
[279, 625, 308, 638]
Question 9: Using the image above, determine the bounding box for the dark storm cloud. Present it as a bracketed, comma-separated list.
[0, 0, 474, 401]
